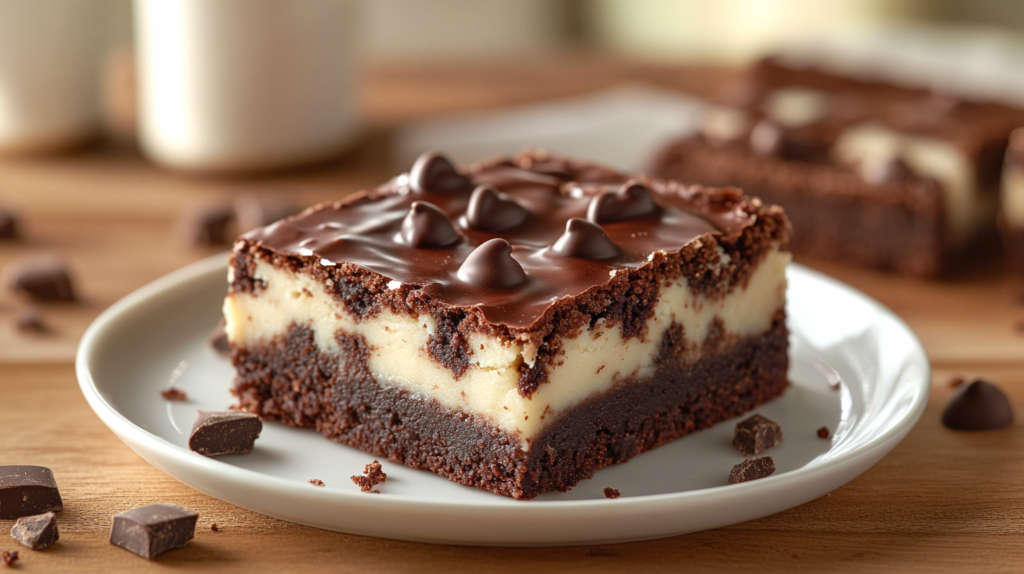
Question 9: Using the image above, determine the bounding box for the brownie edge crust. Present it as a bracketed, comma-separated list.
[232, 312, 788, 500]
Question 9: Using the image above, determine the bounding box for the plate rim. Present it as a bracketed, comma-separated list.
[75, 255, 931, 539]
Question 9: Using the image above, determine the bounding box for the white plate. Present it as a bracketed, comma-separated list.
[76, 255, 929, 546]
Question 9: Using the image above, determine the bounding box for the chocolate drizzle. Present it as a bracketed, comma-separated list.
[400, 201, 461, 248]
[244, 151, 756, 328]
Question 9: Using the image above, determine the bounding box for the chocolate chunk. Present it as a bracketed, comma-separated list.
[465, 184, 528, 231]
[188, 410, 262, 456]
[1, 551, 16, 566]
[457, 238, 527, 290]
[161, 388, 187, 401]
[234, 193, 300, 234]
[308, 479, 325, 487]
[860, 157, 913, 186]
[177, 199, 235, 246]
[603, 487, 620, 499]
[817, 426, 830, 439]
[551, 218, 618, 260]
[210, 523, 218, 532]
[400, 201, 461, 248]
[749, 119, 818, 161]
[0, 466, 62, 519]
[4, 257, 76, 302]
[13, 307, 48, 334]
[208, 318, 231, 357]
[586, 180, 657, 224]
[409, 151, 473, 194]
[10, 511, 59, 550]
[949, 375, 966, 388]
[351, 460, 386, 493]
[728, 456, 776, 484]
[109, 503, 198, 560]
[732, 413, 783, 456]
[942, 379, 1014, 431]
[0, 209, 19, 240]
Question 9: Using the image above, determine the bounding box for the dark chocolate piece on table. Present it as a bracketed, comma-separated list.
[942, 379, 1014, 431]
[949, 375, 966, 388]
[11, 511, 59, 550]
[410, 151, 474, 194]
[551, 218, 618, 260]
[728, 456, 776, 484]
[161, 388, 187, 401]
[188, 410, 262, 456]
[351, 460, 386, 493]
[13, 306, 48, 334]
[817, 426, 830, 439]
[732, 413, 783, 456]
[465, 184, 528, 231]
[0, 209, 19, 240]
[109, 503, 198, 560]
[400, 201, 461, 248]
[603, 487, 621, 499]
[1, 550, 16, 566]
[456, 238, 527, 290]
[0, 466, 63, 519]
[210, 523, 218, 532]
[4, 257, 76, 302]
[177, 199, 234, 246]
[207, 318, 231, 357]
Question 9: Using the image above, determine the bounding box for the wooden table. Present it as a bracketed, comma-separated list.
[1, 56, 1023, 573]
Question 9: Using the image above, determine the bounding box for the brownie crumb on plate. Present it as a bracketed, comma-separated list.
[817, 426, 830, 439]
[603, 487, 620, 499]
[1, 550, 17, 566]
[308, 479, 325, 487]
[732, 413, 783, 456]
[161, 388, 187, 401]
[351, 460, 386, 493]
[728, 456, 776, 484]
[207, 318, 231, 357]
[942, 379, 1014, 431]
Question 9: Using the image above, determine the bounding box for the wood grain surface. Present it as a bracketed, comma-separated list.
[0, 57, 1022, 573]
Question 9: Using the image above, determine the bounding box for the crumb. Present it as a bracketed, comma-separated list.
[161, 387, 187, 400]
[817, 426, 830, 439]
[728, 456, 776, 484]
[210, 523, 219, 532]
[350, 460, 386, 493]
[1, 551, 17, 566]
[830, 381, 841, 391]
[308, 479, 325, 487]
[949, 375, 966, 388]
[603, 487, 620, 499]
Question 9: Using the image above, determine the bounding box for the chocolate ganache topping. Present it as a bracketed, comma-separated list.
[244, 151, 756, 328]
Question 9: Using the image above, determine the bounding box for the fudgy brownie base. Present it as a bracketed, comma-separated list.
[231, 311, 789, 500]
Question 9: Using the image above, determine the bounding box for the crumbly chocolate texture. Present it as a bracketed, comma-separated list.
[161, 388, 187, 401]
[728, 456, 776, 484]
[603, 488, 621, 499]
[0, 466, 62, 519]
[351, 460, 386, 493]
[732, 413, 783, 456]
[11, 511, 59, 550]
[231, 311, 788, 500]
[230, 150, 790, 397]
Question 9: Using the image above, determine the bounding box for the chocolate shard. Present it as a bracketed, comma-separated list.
[456, 238, 527, 290]
[465, 184, 528, 231]
[586, 180, 658, 224]
[749, 119, 819, 161]
[208, 318, 231, 357]
[0, 209, 20, 240]
[234, 192, 300, 234]
[728, 456, 776, 484]
[409, 151, 474, 194]
[0, 466, 63, 519]
[188, 410, 262, 456]
[400, 201, 461, 248]
[551, 218, 618, 260]
[860, 157, 913, 186]
[11, 511, 59, 550]
[4, 256, 77, 302]
[942, 379, 1014, 431]
[109, 503, 198, 560]
[732, 413, 783, 456]
[177, 199, 235, 246]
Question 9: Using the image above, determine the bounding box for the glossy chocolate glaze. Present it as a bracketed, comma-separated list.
[244, 152, 755, 328]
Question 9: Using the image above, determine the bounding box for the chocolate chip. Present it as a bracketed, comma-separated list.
[860, 157, 913, 186]
[465, 185, 528, 231]
[586, 180, 658, 224]
[400, 201, 461, 248]
[603, 487, 620, 499]
[0, 209, 20, 240]
[11, 511, 59, 550]
[351, 460, 386, 493]
[1, 550, 17, 566]
[188, 410, 262, 456]
[749, 119, 818, 161]
[551, 218, 618, 260]
[234, 193, 300, 234]
[13, 307, 48, 334]
[728, 456, 776, 484]
[0, 466, 63, 519]
[409, 151, 473, 194]
[817, 426, 830, 439]
[4, 256, 76, 302]
[942, 379, 1014, 431]
[732, 413, 783, 457]
[208, 318, 231, 357]
[161, 388, 187, 401]
[457, 238, 527, 290]
[109, 503, 198, 560]
[177, 199, 234, 246]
